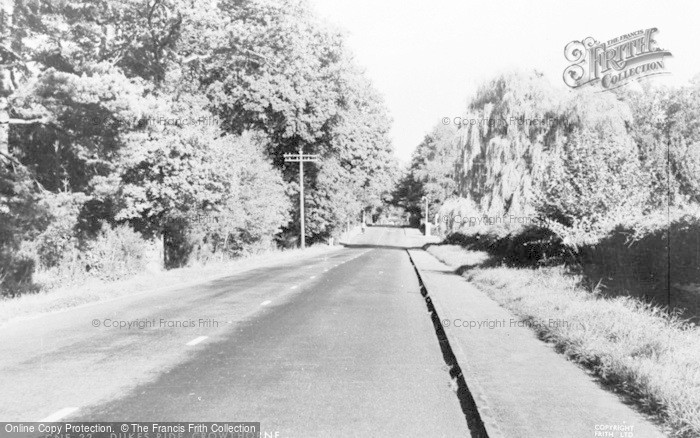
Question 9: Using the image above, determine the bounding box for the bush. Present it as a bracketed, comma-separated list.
[0, 252, 37, 297]
[22, 192, 87, 270]
[537, 127, 648, 227]
[445, 226, 571, 267]
[577, 212, 700, 305]
[0, 164, 49, 296]
[444, 207, 700, 317]
[82, 224, 148, 281]
[36, 223, 148, 286]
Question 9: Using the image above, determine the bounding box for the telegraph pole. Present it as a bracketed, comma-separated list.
[284, 146, 319, 249]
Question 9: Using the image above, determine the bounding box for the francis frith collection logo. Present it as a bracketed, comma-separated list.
[563, 28, 672, 90]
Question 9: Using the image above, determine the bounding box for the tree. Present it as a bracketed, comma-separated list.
[453, 70, 560, 217]
[0, 0, 399, 293]
[537, 127, 647, 228]
[393, 123, 459, 225]
[192, 0, 397, 240]
[189, 131, 290, 257]
[622, 82, 700, 206]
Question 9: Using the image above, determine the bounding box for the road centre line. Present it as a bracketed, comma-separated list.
[186, 336, 208, 346]
[40, 407, 79, 422]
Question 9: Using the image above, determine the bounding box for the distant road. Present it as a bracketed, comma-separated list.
[0, 227, 469, 437]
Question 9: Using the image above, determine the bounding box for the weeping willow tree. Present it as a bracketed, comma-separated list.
[455, 70, 648, 230]
[456, 71, 560, 216]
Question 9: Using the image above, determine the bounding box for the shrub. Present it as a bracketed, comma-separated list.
[444, 207, 700, 317]
[537, 127, 648, 227]
[82, 224, 148, 281]
[37, 223, 149, 286]
[444, 226, 571, 267]
[577, 211, 700, 305]
[0, 252, 37, 297]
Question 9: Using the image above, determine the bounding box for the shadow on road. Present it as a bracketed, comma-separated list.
[341, 243, 426, 250]
[340, 225, 440, 251]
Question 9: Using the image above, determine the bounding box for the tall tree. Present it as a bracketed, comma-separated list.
[393, 123, 458, 224]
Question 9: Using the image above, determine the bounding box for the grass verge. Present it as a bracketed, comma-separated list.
[427, 243, 700, 438]
[0, 245, 340, 327]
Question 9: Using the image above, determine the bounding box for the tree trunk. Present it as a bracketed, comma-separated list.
[0, 96, 9, 156]
[0, 0, 13, 157]
[161, 230, 167, 269]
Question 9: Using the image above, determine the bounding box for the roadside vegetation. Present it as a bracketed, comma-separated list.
[0, 0, 398, 298]
[0, 244, 341, 326]
[393, 70, 700, 316]
[396, 71, 700, 437]
[428, 243, 700, 438]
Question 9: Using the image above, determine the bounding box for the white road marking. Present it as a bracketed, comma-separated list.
[291, 285, 298, 289]
[186, 336, 208, 346]
[40, 407, 79, 422]
[261, 300, 272, 306]
[310, 275, 316, 279]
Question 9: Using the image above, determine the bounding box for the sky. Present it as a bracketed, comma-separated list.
[308, 0, 700, 163]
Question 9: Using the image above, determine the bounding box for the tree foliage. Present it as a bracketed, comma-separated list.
[0, 0, 396, 294]
[409, 70, 700, 247]
[393, 123, 459, 225]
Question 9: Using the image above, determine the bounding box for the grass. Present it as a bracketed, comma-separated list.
[0, 245, 340, 327]
[427, 243, 700, 438]
[671, 284, 700, 322]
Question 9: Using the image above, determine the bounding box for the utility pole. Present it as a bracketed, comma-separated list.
[284, 146, 319, 249]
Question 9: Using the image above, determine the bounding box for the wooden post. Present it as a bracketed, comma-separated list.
[284, 147, 319, 250]
[299, 146, 305, 249]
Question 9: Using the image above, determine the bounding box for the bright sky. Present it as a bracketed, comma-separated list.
[309, 0, 700, 163]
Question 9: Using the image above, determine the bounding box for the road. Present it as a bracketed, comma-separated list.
[0, 227, 470, 437]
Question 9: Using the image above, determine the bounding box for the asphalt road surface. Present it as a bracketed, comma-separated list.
[0, 227, 469, 437]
